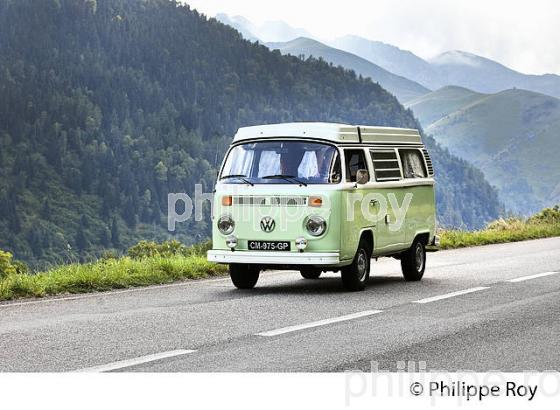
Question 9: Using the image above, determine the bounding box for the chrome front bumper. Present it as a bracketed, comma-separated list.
[207, 250, 340, 265]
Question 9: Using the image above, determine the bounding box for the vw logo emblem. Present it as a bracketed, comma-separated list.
[260, 216, 275, 233]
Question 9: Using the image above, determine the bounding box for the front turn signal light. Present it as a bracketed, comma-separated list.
[309, 196, 322, 207]
[222, 195, 233, 206]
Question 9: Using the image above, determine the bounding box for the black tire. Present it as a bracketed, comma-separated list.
[401, 238, 426, 281]
[341, 239, 371, 291]
[300, 268, 322, 279]
[229, 263, 260, 289]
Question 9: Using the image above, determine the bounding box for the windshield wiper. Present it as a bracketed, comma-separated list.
[262, 174, 307, 187]
[220, 174, 254, 186]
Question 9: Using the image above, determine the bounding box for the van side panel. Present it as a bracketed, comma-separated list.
[404, 184, 436, 246]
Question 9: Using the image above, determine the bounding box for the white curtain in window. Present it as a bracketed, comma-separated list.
[402, 150, 426, 178]
[257, 151, 281, 177]
[298, 151, 318, 178]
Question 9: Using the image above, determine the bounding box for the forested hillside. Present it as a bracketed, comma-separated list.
[267, 37, 430, 102]
[408, 86, 560, 215]
[0, 0, 501, 267]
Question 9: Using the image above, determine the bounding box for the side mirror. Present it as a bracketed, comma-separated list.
[356, 169, 369, 185]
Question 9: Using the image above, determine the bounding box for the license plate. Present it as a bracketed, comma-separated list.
[248, 240, 291, 251]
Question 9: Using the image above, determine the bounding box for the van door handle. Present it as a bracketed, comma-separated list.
[369, 199, 378, 206]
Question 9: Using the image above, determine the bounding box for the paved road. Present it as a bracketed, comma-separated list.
[1, 237, 559, 372]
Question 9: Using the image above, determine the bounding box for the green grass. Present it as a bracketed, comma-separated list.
[440, 216, 560, 250]
[0, 255, 228, 301]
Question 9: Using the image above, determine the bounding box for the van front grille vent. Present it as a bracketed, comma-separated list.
[232, 196, 308, 206]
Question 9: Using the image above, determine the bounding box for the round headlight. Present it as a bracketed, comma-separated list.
[217, 215, 235, 235]
[305, 215, 326, 237]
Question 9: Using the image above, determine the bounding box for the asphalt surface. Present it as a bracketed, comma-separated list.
[1, 237, 559, 372]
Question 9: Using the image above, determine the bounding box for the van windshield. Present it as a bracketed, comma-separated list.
[220, 141, 341, 184]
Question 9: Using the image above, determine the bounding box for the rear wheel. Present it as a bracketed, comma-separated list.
[300, 268, 322, 279]
[401, 238, 426, 281]
[229, 263, 260, 289]
[341, 239, 371, 291]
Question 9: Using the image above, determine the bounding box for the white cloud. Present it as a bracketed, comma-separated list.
[185, 0, 560, 75]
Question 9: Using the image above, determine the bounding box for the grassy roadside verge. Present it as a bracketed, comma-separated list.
[0, 249, 228, 302]
[1, 206, 559, 302]
[440, 206, 560, 249]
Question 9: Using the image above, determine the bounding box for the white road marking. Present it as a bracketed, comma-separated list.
[507, 271, 559, 283]
[413, 287, 490, 304]
[75, 350, 196, 372]
[255, 310, 383, 337]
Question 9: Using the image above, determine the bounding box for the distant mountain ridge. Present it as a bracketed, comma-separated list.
[407, 86, 560, 214]
[220, 15, 560, 100]
[331, 35, 441, 90]
[429, 50, 560, 97]
[266, 37, 430, 102]
[333, 36, 560, 99]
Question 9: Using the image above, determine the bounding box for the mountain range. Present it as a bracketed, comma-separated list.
[332, 36, 560, 99]
[219, 15, 560, 101]
[266, 37, 430, 102]
[406, 86, 560, 214]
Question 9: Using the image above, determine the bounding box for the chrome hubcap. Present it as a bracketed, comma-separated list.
[415, 244, 424, 271]
[357, 250, 368, 281]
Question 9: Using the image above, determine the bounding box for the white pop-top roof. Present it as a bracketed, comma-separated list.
[233, 122, 422, 145]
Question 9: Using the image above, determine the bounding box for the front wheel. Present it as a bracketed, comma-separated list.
[401, 239, 426, 281]
[229, 263, 260, 289]
[341, 239, 371, 291]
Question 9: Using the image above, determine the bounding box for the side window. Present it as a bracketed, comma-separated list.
[399, 149, 427, 178]
[370, 149, 402, 181]
[344, 149, 367, 182]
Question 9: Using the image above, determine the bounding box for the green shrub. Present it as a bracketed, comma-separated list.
[127, 239, 211, 259]
[188, 240, 213, 256]
[0, 250, 17, 279]
[528, 205, 560, 224]
[12, 260, 29, 275]
[99, 250, 120, 260]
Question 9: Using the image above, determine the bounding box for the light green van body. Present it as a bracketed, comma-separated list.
[207, 123, 437, 269]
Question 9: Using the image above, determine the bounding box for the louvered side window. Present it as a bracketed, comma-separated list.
[422, 148, 434, 176]
[370, 149, 402, 181]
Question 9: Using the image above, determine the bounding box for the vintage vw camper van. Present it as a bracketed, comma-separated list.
[207, 122, 438, 291]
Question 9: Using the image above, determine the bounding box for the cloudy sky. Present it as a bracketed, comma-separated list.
[186, 0, 560, 75]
